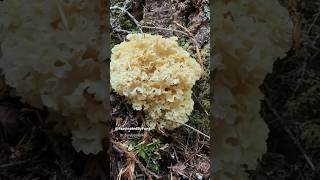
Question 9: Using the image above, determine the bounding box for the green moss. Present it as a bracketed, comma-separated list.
[189, 43, 210, 135]
[134, 138, 162, 173]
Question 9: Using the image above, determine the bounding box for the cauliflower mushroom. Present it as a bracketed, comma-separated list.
[111, 34, 202, 130]
[0, 0, 107, 154]
[213, 0, 293, 179]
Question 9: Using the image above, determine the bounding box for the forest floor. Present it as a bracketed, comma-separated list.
[0, 0, 319, 180]
[249, 0, 320, 179]
[110, 0, 210, 179]
[0, 0, 211, 179]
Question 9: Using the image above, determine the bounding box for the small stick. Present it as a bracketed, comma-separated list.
[111, 6, 143, 33]
[265, 97, 315, 171]
[140, 25, 190, 37]
[54, 0, 69, 30]
[0, 160, 29, 168]
[174, 21, 204, 75]
[193, 94, 209, 116]
[173, 21, 193, 37]
[166, 119, 210, 139]
[113, 28, 132, 34]
[112, 140, 161, 179]
[307, 12, 320, 34]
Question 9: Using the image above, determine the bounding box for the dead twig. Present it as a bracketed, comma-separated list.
[192, 94, 209, 116]
[111, 11, 189, 37]
[264, 97, 316, 171]
[140, 25, 190, 36]
[174, 21, 204, 76]
[288, 0, 302, 51]
[112, 140, 161, 180]
[307, 12, 320, 34]
[111, 6, 143, 33]
[113, 28, 132, 34]
[54, 0, 69, 30]
[0, 160, 29, 168]
[166, 119, 210, 139]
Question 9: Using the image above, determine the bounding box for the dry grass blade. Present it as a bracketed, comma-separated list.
[117, 158, 135, 180]
[288, 0, 302, 51]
